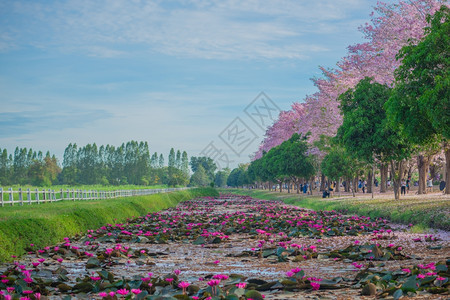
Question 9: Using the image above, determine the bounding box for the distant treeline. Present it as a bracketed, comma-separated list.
[0, 148, 60, 186]
[0, 141, 191, 187]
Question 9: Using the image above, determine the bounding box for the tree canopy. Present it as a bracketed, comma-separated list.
[386, 5, 449, 143]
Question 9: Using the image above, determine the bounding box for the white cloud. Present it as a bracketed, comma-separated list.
[0, 0, 375, 59]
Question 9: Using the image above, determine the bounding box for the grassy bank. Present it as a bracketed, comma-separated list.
[221, 189, 449, 231]
[0, 188, 218, 262]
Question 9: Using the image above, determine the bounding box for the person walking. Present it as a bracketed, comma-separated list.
[406, 176, 411, 193]
[401, 179, 406, 195]
[361, 180, 366, 193]
[427, 178, 433, 193]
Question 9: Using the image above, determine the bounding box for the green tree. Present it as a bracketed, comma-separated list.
[338, 77, 411, 199]
[247, 134, 315, 193]
[321, 146, 348, 183]
[278, 133, 315, 193]
[320, 144, 364, 196]
[227, 166, 247, 187]
[13, 147, 28, 184]
[190, 165, 210, 186]
[150, 152, 159, 169]
[181, 151, 189, 177]
[237, 167, 250, 187]
[0, 149, 12, 185]
[62, 143, 78, 185]
[167, 148, 176, 186]
[158, 154, 165, 168]
[168, 148, 176, 169]
[386, 6, 450, 193]
[190, 157, 217, 182]
[214, 168, 231, 187]
[175, 150, 181, 169]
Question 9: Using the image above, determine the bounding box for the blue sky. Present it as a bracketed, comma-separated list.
[0, 0, 394, 169]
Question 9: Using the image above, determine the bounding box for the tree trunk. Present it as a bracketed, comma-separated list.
[335, 178, 340, 193]
[445, 145, 450, 194]
[407, 164, 413, 179]
[279, 182, 282, 193]
[344, 178, 349, 192]
[417, 155, 429, 194]
[390, 160, 405, 200]
[367, 170, 373, 194]
[380, 164, 387, 193]
[320, 174, 326, 191]
[352, 177, 357, 197]
[309, 179, 313, 195]
[287, 180, 290, 193]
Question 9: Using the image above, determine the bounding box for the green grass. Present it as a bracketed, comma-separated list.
[221, 189, 450, 232]
[0, 187, 218, 262]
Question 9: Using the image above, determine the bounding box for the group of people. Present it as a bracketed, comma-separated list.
[320, 176, 438, 199]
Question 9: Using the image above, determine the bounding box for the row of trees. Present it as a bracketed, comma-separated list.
[226, 134, 315, 192]
[0, 147, 60, 186]
[0, 141, 218, 187]
[0, 141, 232, 188]
[235, 5, 449, 199]
[61, 141, 191, 186]
[324, 6, 448, 199]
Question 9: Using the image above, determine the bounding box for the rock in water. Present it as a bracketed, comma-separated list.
[361, 283, 377, 295]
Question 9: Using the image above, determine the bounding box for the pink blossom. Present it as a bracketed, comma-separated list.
[131, 289, 142, 294]
[116, 289, 129, 295]
[90, 276, 101, 281]
[311, 282, 320, 290]
[236, 282, 247, 289]
[285, 271, 294, 277]
[23, 277, 33, 284]
[178, 281, 190, 289]
[207, 279, 220, 287]
[402, 268, 411, 273]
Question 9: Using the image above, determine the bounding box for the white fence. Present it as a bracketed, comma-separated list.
[0, 187, 190, 207]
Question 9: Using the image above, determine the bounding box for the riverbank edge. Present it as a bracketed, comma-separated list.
[0, 188, 218, 262]
[221, 189, 449, 232]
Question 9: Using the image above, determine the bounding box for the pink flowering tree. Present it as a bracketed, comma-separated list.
[253, 0, 446, 192]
